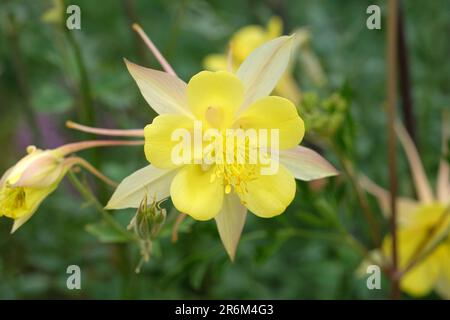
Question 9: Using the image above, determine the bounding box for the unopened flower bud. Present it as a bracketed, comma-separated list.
[129, 194, 167, 241]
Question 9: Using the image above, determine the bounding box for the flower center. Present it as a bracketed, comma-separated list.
[208, 135, 258, 196]
[0, 185, 27, 218]
[205, 106, 224, 129]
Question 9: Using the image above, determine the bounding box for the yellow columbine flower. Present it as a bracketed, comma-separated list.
[0, 146, 68, 232]
[107, 35, 338, 259]
[203, 16, 303, 104]
[1, 140, 139, 233]
[362, 122, 450, 298]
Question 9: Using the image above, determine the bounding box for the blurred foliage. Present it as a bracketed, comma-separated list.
[0, 0, 449, 299]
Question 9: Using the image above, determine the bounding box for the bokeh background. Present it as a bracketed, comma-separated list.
[0, 0, 448, 299]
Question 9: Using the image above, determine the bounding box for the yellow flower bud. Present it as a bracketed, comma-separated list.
[0, 146, 67, 232]
[1, 139, 141, 232]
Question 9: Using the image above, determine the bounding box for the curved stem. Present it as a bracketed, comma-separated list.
[64, 156, 118, 187]
[66, 120, 144, 137]
[67, 171, 138, 242]
[171, 213, 187, 243]
[330, 142, 382, 248]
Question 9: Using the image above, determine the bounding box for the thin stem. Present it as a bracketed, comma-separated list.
[397, 0, 417, 144]
[387, 0, 400, 300]
[64, 156, 118, 187]
[132, 23, 177, 76]
[55, 139, 144, 156]
[66, 120, 144, 137]
[171, 213, 187, 243]
[330, 143, 382, 248]
[67, 171, 138, 242]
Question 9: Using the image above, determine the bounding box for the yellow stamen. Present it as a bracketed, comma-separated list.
[209, 135, 258, 196]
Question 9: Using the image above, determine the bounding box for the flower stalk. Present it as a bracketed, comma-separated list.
[386, 0, 400, 299]
[67, 171, 137, 242]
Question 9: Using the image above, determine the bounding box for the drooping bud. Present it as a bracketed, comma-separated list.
[0, 141, 125, 232]
[0, 146, 68, 232]
[6, 146, 65, 189]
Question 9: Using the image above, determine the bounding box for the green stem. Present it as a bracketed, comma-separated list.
[330, 142, 382, 248]
[67, 171, 137, 242]
[64, 28, 95, 126]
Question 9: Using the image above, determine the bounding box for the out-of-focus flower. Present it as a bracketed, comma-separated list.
[0, 140, 141, 232]
[299, 91, 348, 138]
[361, 122, 450, 298]
[203, 16, 304, 104]
[204, 17, 327, 102]
[107, 35, 338, 260]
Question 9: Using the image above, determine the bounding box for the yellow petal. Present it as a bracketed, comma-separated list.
[124, 59, 192, 117]
[6, 149, 47, 185]
[10, 186, 57, 233]
[144, 114, 194, 169]
[435, 243, 450, 299]
[215, 193, 247, 261]
[170, 165, 224, 221]
[187, 71, 244, 129]
[382, 228, 442, 297]
[401, 242, 445, 297]
[236, 35, 294, 108]
[203, 54, 228, 72]
[402, 255, 441, 297]
[12, 151, 64, 188]
[234, 96, 304, 150]
[105, 165, 178, 210]
[239, 164, 295, 218]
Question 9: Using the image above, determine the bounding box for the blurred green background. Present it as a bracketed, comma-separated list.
[0, 0, 448, 299]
